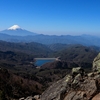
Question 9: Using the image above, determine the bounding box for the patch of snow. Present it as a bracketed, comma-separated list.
[8, 25, 21, 30]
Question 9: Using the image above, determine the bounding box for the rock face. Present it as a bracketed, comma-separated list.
[40, 53, 100, 100]
[93, 53, 100, 73]
[40, 67, 98, 100]
[92, 93, 100, 100]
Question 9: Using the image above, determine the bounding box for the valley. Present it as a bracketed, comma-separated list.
[0, 39, 99, 99]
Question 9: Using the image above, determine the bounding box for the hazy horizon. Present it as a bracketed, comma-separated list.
[0, 0, 100, 36]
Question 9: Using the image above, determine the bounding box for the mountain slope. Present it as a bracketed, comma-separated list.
[0, 40, 52, 57]
[0, 68, 43, 100]
[48, 45, 98, 68]
[52, 45, 98, 62]
[1, 29, 37, 36]
[0, 25, 37, 36]
[48, 43, 69, 51]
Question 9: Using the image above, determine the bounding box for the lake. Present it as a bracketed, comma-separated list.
[34, 58, 57, 66]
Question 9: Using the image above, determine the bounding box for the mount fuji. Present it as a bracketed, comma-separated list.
[0, 25, 37, 36]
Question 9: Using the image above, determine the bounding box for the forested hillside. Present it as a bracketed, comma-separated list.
[0, 40, 52, 57]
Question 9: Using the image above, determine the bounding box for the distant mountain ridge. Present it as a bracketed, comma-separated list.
[0, 25, 100, 46]
[0, 33, 100, 47]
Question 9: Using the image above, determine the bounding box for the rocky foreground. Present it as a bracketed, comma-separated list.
[20, 53, 100, 100]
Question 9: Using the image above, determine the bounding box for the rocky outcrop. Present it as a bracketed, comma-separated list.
[93, 53, 100, 73]
[19, 95, 40, 100]
[40, 52, 100, 100]
[40, 66, 98, 100]
[19, 53, 100, 100]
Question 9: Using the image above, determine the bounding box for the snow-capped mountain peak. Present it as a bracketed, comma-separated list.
[1, 25, 37, 36]
[8, 25, 21, 30]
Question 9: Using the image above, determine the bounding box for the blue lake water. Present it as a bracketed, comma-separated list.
[35, 59, 55, 66]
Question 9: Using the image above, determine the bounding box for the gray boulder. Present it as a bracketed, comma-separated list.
[93, 53, 100, 73]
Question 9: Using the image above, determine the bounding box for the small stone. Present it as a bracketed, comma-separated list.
[19, 97, 25, 100]
[88, 73, 94, 77]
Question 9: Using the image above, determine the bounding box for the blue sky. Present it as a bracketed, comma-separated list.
[0, 0, 100, 35]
